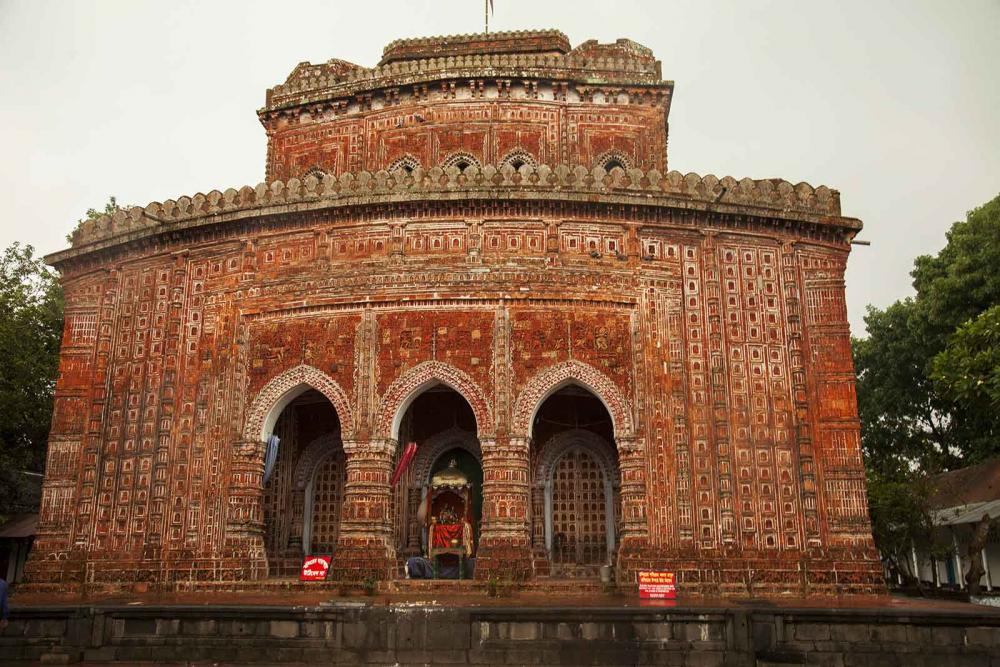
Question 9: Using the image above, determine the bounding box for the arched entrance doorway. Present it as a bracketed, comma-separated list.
[392, 385, 483, 571]
[260, 388, 345, 576]
[530, 386, 620, 578]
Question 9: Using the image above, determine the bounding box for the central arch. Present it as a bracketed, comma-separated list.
[381, 366, 487, 568]
[375, 361, 494, 440]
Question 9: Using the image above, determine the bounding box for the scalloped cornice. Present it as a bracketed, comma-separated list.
[52, 163, 858, 266]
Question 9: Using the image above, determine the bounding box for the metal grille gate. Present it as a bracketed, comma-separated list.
[550, 448, 608, 572]
[310, 453, 345, 553]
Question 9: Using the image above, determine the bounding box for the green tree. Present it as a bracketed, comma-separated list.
[854, 300, 955, 475]
[932, 305, 1000, 426]
[856, 193, 1000, 474]
[912, 197, 1000, 345]
[865, 467, 948, 588]
[857, 194, 1000, 586]
[0, 243, 63, 522]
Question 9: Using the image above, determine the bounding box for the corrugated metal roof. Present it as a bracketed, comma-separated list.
[930, 458, 1000, 508]
[931, 500, 1000, 527]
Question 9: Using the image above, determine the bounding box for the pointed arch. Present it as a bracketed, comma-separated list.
[291, 431, 343, 491]
[594, 149, 633, 172]
[533, 429, 619, 488]
[409, 426, 482, 486]
[440, 152, 482, 173]
[243, 364, 355, 442]
[511, 360, 634, 439]
[375, 361, 494, 440]
[500, 149, 538, 171]
[387, 155, 421, 175]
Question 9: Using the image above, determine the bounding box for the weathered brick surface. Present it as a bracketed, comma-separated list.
[28, 29, 879, 593]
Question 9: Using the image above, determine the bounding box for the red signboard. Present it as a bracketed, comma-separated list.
[637, 571, 676, 599]
[299, 555, 332, 581]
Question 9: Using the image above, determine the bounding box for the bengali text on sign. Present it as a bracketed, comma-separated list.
[299, 555, 332, 582]
[637, 570, 676, 599]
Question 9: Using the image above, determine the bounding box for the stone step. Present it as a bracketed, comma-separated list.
[387, 578, 477, 592]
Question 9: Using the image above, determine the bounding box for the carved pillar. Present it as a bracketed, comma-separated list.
[476, 436, 533, 580]
[529, 480, 550, 576]
[615, 435, 652, 579]
[530, 483, 546, 549]
[467, 219, 482, 264]
[331, 438, 396, 580]
[289, 490, 305, 554]
[405, 486, 424, 556]
[223, 439, 268, 580]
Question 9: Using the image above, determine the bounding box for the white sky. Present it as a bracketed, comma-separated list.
[1, 0, 997, 334]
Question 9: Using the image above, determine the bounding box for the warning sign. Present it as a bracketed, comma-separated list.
[299, 555, 332, 581]
[637, 571, 676, 599]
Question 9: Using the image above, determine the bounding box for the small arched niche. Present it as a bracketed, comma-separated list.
[388, 155, 421, 175]
[441, 152, 481, 174]
[501, 149, 538, 172]
[595, 150, 632, 173]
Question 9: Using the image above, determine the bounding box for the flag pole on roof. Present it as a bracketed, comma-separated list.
[485, 0, 494, 34]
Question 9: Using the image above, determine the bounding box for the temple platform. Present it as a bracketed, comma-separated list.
[3, 591, 1000, 666]
[98, 576, 617, 598]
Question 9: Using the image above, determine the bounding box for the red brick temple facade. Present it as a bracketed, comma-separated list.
[29, 30, 882, 595]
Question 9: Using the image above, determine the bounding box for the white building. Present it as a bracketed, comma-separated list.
[910, 459, 1000, 592]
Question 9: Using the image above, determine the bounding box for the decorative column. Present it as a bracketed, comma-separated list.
[223, 439, 268, 580]
[476, 436, 533, 580]
[405, 486, 424, 557]
[331, 438, 396, 580]
[530, 483, 546, 549]
[288, 490, 305, 555]
[615, 435, 652, 580]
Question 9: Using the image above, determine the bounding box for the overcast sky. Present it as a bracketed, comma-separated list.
[1, 0, 997, 334]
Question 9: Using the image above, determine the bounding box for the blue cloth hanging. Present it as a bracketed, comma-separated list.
[262, 435, 280, 484]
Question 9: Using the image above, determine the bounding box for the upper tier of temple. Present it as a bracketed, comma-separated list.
[264, 30, 667, 111]
[259, 30, 674, 181]
[53, 29, 861, 260]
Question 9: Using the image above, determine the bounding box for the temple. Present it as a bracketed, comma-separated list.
[29, 29, 882, 595]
